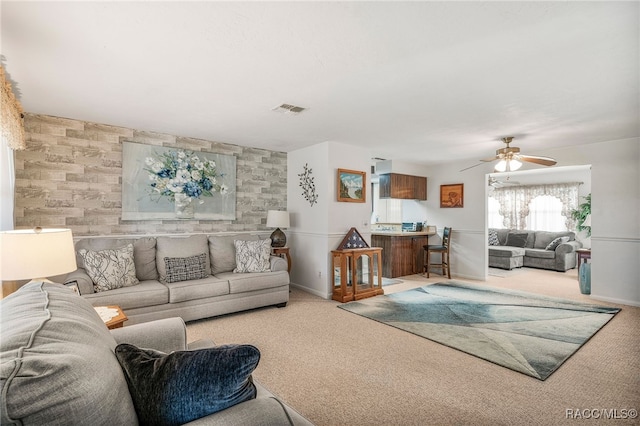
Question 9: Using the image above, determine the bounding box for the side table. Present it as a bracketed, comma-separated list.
[272, 247, 292, 273]
[95, 305, 128, 330]
[576, 248, 591, 281]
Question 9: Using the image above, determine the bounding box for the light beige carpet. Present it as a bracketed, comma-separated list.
[187, 268, 640, 426]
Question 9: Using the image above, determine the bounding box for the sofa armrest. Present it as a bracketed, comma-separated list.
[556, 241, 582, 255]
[110, 317, 188, 353]
[64, 269, 94, 295]
[270, 255, 287, 272]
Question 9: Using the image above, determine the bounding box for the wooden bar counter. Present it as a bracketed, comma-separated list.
[371, 230, 436, 278]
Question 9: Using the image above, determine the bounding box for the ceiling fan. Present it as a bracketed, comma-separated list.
[488, 176, 520, 188]
[461, 137, 557, 172]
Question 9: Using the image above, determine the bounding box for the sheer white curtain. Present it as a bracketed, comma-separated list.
[526, 195, 566, 231]
[487, 197, 504, 229]
[489, 183, 581, 230]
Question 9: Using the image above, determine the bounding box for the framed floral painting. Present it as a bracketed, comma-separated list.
[122, 141, 236, 220]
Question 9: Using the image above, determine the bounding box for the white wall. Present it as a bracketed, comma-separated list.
[288, 141, 372, 299]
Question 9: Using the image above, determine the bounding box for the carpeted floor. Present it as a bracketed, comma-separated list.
[338, 281, 620, 380]
[186, 268, 640, 425]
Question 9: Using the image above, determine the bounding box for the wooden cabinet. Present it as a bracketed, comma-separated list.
[331, 248, 384, 302]
[372, 234, 429, 278]
[379, 173, 427, 200]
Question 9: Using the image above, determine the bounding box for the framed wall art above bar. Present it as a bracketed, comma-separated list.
[440, 183, 464, 208]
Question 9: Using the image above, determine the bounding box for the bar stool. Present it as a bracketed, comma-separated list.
[423, 227, 452, 278]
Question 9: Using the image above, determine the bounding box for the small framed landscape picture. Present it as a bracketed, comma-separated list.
[440, 183, 464, 208]
[337, 169, 366, 203]
[64, 280, 81, 296]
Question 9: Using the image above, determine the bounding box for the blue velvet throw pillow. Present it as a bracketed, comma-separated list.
[115, 343, 260, 426]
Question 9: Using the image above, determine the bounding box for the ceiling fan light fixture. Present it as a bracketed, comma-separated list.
[494, 158, 522, 172]
[509, 159, 522, 171]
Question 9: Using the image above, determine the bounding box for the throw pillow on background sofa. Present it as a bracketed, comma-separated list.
[506, 233, 528, 248]
[156, 235, 211, 283]
[115, 343, 260, 426]
[163, 253, 209, 283]
[78, 244, 139, 292]
[488, 229, 500, 246]
[545, 236, 570, 250]
[233, 239, 272, 273]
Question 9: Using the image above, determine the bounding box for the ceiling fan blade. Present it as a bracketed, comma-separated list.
[480, 156, 499, 162]
[519, 155, 557, 166]
[459, 162, 486, 172]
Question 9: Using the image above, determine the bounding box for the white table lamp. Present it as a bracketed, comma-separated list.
[0, 228, 77, 283]
[266, 210, 290, 248]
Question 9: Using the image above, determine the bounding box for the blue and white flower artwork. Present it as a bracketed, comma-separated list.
[122, 142, 236, 220]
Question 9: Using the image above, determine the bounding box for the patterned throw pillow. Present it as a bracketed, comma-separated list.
[546, 236, 570, 251]
[78, 244, 139, 293]
[115, 343, 259, 426]
[233, 239, 272, 273]
[488, 229, 500, 246]
[163, 253, 208, 283]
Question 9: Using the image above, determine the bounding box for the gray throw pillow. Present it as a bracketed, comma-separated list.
[115, 343, 260, 426]
[488, 229, 500, 246]
[156, 235, 211, 282]
[233, 239, 272, 273]
[506, 233, 528, 248]
[546, 236, 570, 250]
[78, 244, 139, 292]
[163, 253, 209, 283]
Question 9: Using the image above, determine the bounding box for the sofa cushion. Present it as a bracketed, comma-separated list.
[76, 237, 158, 281]
[157, 235, 211, 283]
[505, 232, 529, 248]
[0, 281, 136, 425]
[545, 236, 570, 251]
[166, 276, 229, 303]
[115, 343, 260, 426]
[488, 246, 526, 258]
[208, 234, 260, 275]
[525, 248, 557, 259]
[534, 231, 575, 249]
[234, 239, 272, 273]
[219, 270, 290, 294]
[82, 280, 169, 310]
[164, 253, 209, 283]
[79, 244, 140, 292]
[488, 229, 500, 246]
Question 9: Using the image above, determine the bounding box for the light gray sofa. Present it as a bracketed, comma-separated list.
[64, 233, 290, 325]
[488, 229, 582, 271]
[1, 281, 312, 425]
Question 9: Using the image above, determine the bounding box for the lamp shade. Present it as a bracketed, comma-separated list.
[266, 210, 290, 228]
[0, 228, 77, 281]
[582, 214, 592, 227]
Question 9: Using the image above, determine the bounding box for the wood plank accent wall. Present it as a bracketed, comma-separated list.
[14, 114, 287, 236]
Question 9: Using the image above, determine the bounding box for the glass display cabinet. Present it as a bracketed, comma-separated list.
[331, 228, 383, 303]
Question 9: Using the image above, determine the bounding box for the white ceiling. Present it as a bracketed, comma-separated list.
[2, 1, 638, 166]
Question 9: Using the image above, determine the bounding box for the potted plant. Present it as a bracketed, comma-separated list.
[571, 193, 591, 236]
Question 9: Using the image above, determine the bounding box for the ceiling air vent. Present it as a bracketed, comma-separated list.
[272, 103, 306, 114]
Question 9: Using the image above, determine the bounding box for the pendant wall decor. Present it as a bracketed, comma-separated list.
[298, 163, 318, 207]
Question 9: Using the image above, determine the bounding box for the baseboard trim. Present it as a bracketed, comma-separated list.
[589, 294, 640, 308]
[290, 282, 329, 299]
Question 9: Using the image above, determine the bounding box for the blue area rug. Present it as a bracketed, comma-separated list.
[338, 282, 620, 380]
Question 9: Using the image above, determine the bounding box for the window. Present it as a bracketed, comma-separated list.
[487, 197, 504, 229]
[526, 195, 566, 231]
[489, 183, 580, 231]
